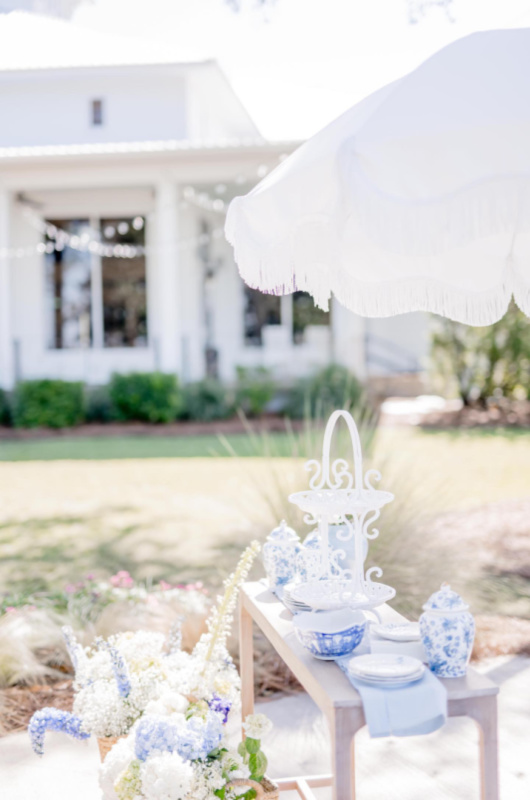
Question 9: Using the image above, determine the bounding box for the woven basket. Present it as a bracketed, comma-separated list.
[227, 777, 279, 799]
[97, 736, 123, 762]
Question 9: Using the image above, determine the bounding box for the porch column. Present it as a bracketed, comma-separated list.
[331, 299, 367, 381]
[0, 189, 14, 390]
[154, 181, 181, 374]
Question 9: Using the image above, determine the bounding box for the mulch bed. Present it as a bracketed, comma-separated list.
[0, 681, 74, 737]
[420, 401, 530, 429]
[0, 417, 303, 441]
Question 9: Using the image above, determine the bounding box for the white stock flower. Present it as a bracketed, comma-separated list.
[242, 713, 273, 740]
[140, 751, 194, 800]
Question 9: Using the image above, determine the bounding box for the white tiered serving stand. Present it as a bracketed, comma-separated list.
[289, 409, 394, 614]
[239, 410, 499, 800]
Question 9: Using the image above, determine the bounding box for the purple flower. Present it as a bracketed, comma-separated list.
[28, 708, 89, 756]
[209, 694, 232, 724]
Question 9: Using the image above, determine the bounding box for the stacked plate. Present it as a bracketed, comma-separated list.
[347, 654, 425, 686]
[282, 583, 312, 614]
[370, 622, 421, 642]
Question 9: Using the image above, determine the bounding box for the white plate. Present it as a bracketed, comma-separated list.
[371, 622, 421, 642]
[350, 665, 425, 682]
[348, 654, 423, 680]
[291, 579, 395, 611]
[353, 666, 425, 686]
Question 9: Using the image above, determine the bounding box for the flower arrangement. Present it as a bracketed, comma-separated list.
[28, 542, 261, 763]
[100, 709, 273, 800]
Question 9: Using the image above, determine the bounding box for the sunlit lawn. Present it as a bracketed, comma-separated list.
[0, 426, 529, 616]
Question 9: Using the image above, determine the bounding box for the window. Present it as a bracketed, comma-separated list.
[243, 286, 281, 346]
[101, 218, 147, 347]
[292, 291, 330, 344]
[91, 99, 103, 126]
[45, 219, 92, 349]
[44, 217, 147, 350]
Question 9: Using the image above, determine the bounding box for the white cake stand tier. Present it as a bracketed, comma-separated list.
[289, 410, 395, 612]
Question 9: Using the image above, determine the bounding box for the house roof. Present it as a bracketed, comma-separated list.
[0, 137, 301, 164]
[0, 11, 200, 72]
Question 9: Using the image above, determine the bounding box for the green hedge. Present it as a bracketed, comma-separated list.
[181, 379, 234, 421]
[0, 388, 10, 425]
[13, 380, 85, 428]
[109, 372, 182, 423]
[235, 366, 275, 417]
[285, 364, 362, 419]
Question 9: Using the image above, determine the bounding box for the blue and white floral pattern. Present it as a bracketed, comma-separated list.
[420, 585, 475, 678]
[263, 520, 300, 589]
[295, 621, 366, 659]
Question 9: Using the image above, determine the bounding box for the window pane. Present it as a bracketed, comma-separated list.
[92, 99, 103, 125]
[244, 286, 281, 346]
[101, 218, 147, 348]
[293, 291, 330, 344]
[45, 219, 92, 349]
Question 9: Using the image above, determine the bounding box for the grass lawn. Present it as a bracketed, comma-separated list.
[0, 425, 529, 618]
[0, 432, 294, 461]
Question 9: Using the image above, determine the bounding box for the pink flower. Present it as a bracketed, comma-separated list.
[110, 570, 134, 588]
[5, 606, 16, 613]
[65, 584, 77, 594]
[158, 580, 172, 591]
[85, 573, 95, 581]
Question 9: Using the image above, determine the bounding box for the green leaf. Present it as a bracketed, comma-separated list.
[245, 737, 261, 754]
[248, 750, 268, 782]
[238, 741, 248, 759]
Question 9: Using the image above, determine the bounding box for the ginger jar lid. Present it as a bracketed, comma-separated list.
[423, 583, 469, 612]
[267, 520, 299, 542]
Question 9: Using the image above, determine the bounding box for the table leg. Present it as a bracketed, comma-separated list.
[239, 597, 255, 730]
[330, 707, 364, 800]
[466, 695, 499, 800]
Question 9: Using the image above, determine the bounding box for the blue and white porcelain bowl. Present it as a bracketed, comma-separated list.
[420, 584, 475, 678]
[293, 608, 366, 660]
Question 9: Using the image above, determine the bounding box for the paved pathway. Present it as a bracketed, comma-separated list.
[1, 656, 529, 800]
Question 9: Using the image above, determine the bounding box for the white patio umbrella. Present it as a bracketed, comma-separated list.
[225, 28, 530, 325]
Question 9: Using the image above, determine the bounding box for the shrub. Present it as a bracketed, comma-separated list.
[13, 380, 85, 428]
[182, 379, 233, 421]
[109, 372, 182, 423]
[85, 385, 115, 423]
[285, 364, 363, 419]
[235, 366, 276, 417]
[0, 388, 10, 426]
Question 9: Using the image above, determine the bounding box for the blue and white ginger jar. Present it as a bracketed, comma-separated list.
[262, 520, 300, 589]
[420, 584, 475, 678]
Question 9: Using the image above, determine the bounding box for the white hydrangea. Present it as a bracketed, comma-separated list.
[144, 689, 188, 717]
[99, 736, 136, 800]
[242, 713, 273, 740]
[140, 752, 194, 800]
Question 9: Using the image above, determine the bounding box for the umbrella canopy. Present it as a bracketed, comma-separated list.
[225, 28, 530, 325]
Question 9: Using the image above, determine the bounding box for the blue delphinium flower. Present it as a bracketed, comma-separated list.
[209, 694, 232, 724]
[98, 638, 131, 698]
[61, 625, 83, 673]
[28, 708, 90, 756]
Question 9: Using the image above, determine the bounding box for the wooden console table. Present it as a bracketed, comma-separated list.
[239, 581, 499, 800]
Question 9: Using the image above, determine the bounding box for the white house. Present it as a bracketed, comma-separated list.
[0, 12, 429, 392]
